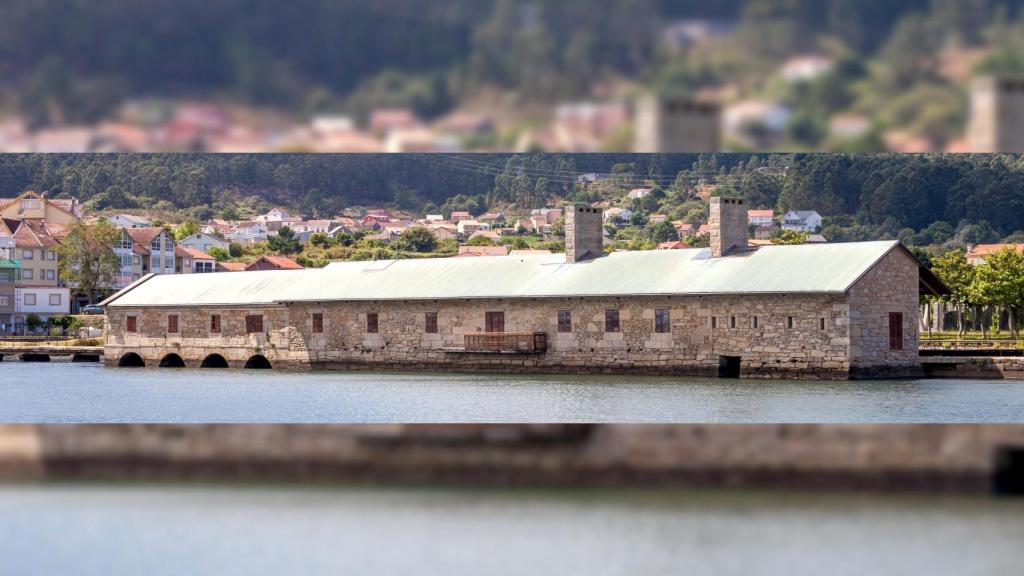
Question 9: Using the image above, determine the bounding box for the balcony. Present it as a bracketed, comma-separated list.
[451, 332, 548, 354]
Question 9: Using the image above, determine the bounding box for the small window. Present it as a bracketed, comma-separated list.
[787, 316, 795, 329]
[366, 312, 378, 333]
[312, 312, 324, 333]
[655, 309, 670, 333]
[819, 317, 826, 330]
[425, 312, 438, 334]
[22, 269, 32, 280]
[47, 251, 55, 261]
[730, 316, 737, 329]
[168, 314, 179, 333]
[21, 249, 33, 260]
[557, 310, 572, 333]
[889, 312, 904, 350]
[605, 309, 620, 333]
[48, 293, 60, 306]
[752, 316, 759, 329]
[210, 314, 221, 333]
[46, 270, 56, 281]
[126, 316, 137, 333]
[23, 293, 35, 306]
[485, 311, 505, 333]
[245, 314, 263, 333]
[711, 316, 717, 329]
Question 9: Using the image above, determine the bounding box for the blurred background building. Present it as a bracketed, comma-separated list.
[2, 1, 1024, 153]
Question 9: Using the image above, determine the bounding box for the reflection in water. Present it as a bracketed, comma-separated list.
[0, 485, 1021, 576]
[4, 362, 1024, 423]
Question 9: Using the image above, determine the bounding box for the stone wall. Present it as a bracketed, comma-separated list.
[107, 293, 853, 378]
[847, 248, 922, 377]
[709, 197, 748, 257]
[2, 424, 1022, 494]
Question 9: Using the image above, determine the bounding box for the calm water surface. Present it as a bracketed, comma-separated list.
[1, 362, 1022, 422]
[0, 485, 1020, 576]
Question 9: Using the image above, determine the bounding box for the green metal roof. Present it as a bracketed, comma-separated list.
[102, 240, 939, 308]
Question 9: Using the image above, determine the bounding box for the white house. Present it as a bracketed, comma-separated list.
[747, 209, 775, 226]
[254, 208, 290, 224]
[781, 210, 823, 232]
[628, 188, 653, 200]
[226, 222, 268, 245]
[179, 232, 229, 254]
[106, 214, 152, 228]
[602, 207, 634, 224]
[15, 286, 70, 321]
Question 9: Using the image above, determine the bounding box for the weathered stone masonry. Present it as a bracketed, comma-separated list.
[104, 250, 920, 379]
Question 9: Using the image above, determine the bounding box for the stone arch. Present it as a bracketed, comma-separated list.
[117, 352, 145, 367]
[243, 354, 272, 369]
[200, 353, 229, 368]
[158, 353, 186, 368]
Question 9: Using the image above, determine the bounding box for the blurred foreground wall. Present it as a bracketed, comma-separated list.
[1, 424, 1023, 494]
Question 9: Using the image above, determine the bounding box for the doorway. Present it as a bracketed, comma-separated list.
[718, 355, 741, 378]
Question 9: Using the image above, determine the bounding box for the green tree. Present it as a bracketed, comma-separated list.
[771, 229, 809, 245]
[228, 242, 244, 258]
[972, 246, 1024, 338]
[466, 234, 496, 246]
[267, 226, 301, 255]
[931, 249, 976, 336]
[56, 221, 121, 305]
[174, 220, 199, 241]
[207, 247, 229, 261]
[396, 227, 438, 253]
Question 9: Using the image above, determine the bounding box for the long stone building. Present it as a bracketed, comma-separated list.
[101, 198, 947, 379]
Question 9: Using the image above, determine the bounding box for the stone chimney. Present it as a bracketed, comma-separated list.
[710, 197, 748, 258]
[565, 206, 603, 263]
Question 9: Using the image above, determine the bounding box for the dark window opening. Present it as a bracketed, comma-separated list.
[730, 316, 737, 329]
[752, 316, 759, 329]
[245, 314, 263, 333]
[819, 317, 826, 330]
[711, 316, 718, 329]
[655, 309, 670, 333]
[889, 312, 904, 350]
[312, 313, 324, 333]
[210, 314, 221, 333]
[485, 311, 505, 333]
[557, 310, 572, 333]
[167, 314, 178, 334]
[126, 316, 137, 333]
[605, 309, 620, 333]
[366, 312, 379, 333]
[787, 316, 794, 329]
[718, 355, 741, 378]
[425, 312, 438, 333]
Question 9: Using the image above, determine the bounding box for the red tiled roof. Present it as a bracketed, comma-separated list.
[244, 255, 304, 271]
[967, 244, 1024, 258]
[180, 246, 215, 260]
[126, 227, 167, 245]
[217, 262, 247, 272]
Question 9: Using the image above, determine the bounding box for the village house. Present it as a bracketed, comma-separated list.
[449, 211, 472, 223]
[244, 255, 304, 271]
[225, 221, 268, 245]
[179, 232, 229, 255]
[782, 210, 823, 232]
[603, 207, 633, 225]
[478, 212, 506, 226]
[468, 230, 502, 244]
[106, 214, 153, 228]
[181, 247, 216, 273]
[747, 209, 775, 226]
[628, 188, 653, 200]
[455, 245, 509, 257]
[457, 219, 482, 237]
[102, 198, 947, 379]
[202, 218, 233, 236]
[966, 243, 1024, 265]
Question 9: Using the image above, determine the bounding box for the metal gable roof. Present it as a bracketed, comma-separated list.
[102, 240, 937, 308]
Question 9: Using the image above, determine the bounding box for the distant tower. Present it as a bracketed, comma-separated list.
[633, 93, 721, 153]
[565, 206, 603, 263]
[968, 75, 1024, 152]
[709, 197, 748, 258]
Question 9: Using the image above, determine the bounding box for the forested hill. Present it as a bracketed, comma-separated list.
[1, 153, 1024, 247]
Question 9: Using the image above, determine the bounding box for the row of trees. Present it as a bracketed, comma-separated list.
[932, 247, 1024, 337]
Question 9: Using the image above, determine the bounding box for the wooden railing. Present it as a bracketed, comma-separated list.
[464, 332, 548, 353]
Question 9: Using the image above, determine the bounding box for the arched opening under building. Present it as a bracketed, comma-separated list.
[243, 354, 272, 369]
[158, 353, 186, 368]
[72, 353, 101, 363]
[200, 353, 230, 368]
[718, 355, 741, 378]
[118, 352, 145, 367]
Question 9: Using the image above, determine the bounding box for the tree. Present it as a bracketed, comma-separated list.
[771, 229, 809, 245]
[972, 246, 1024, 338]
[207, 247, 229, 261]
[174, 219, 199, 240]
[56, 221, 121, 305]
[932, 249, 975, 336]
[228, 242, 244, 258]
[309, 232, 333, 248]
[396, 227, 438, 253]
[466, 234, 496, 246]
[267, 226, 302, 255]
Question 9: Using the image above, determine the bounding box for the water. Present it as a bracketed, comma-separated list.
[1, 362, 1023, 422]
[0, 484, 1020, 576]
